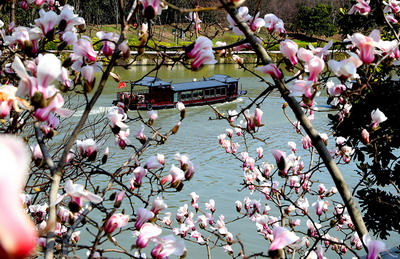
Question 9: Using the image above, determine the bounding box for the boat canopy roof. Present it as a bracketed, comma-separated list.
[129, 75, 238, 92]
[131, 76, 172, 88]
[171, 80, 227, 92]
[205, 74, 239, 83]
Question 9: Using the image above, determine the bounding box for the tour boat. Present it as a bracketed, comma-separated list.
[113, 75, 246, 110]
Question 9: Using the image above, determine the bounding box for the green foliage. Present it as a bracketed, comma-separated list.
[296, 3, 337, 37]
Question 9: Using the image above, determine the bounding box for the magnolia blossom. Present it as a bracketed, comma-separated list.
[54, 180, 103, 208]
[135, 208, 154, 230]
[151, 196, 168, 215]
[104, 213, 129, 234]
[307, 56, 325, 82]
[0, 136, 37, 258]
[264, 13, 286, 34]
[145, 156, 163, 170]
[255, 63, 283, 80]
[34, 9, 59, 36]
[187, 36, 217, 69]
[116, 129, 130, 149]
[130, 166, 147, 188]
[107, 107, 128, 132]
[139, 0, 168, 19]
[136, 223, 162, 248]
[96, 31, 119, 57]
[312, 198, 329, 216]
[280, 39, 299, 65]
[76, 138, 99, 159]
[12, 54, 73, 121]
[348, 0, 371, 15]
[269, 226, 299, 251]
[351, 30, 380, 64]
[328, 52, 363, 79]
[371, 108, 388, 128]
[361, 129, 370, 144]
[151, 235, 185, 259]
[363, 235, 386, 259]
[309, 40, 333, 59]
[271, 149, 291, 175]
[0, 84, 25, 118]
[384, 0, 400, 13]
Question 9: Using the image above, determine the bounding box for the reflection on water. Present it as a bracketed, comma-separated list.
[72, 64, 397, 258]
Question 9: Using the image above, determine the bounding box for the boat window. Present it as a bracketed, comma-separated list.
[205, 89, 215, 97]
[192, 90, 203, 99]
[180, 92, 192, 101]
[216, 87, 226, 96]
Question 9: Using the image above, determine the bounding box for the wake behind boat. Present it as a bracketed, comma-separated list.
[113, 75, 246, 110]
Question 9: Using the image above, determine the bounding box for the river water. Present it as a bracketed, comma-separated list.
[71, 64, 397, 258]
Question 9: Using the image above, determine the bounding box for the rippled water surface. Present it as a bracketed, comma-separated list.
[69, 64, 397, 258]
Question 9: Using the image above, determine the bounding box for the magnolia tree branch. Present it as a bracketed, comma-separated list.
[220, 0, 369, 247]
[44, 7, 128, 259]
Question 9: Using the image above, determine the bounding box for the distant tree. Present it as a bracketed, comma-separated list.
[296, 3, 337, 37]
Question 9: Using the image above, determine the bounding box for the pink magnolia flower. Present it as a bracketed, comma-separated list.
[96, 31, 119, 57]
[136, 223, 162, 248]
[256, 147, 264, 158]
[76, 138, 99, 159]
[12, 54, 73, 121]
[135, 125, 147, 143]
[288, 141, 297, 152]
[107, 107, 128, 132]
[288, 80, 317, 107]
[4, 26, 42, 54]
[371, 108, 387, 128]
[187, 36, 217, 69]
[361, 129, 370, 144]
[211, 215, 228, 235]
[163, 164, 185, 188]
[312, 198, 329, 216]
[104, 213, 129, 234]
[54, 179, 103, 208]
[351, 29, 380, 64]
[326, 80, 346, 97]
[0, 84, 24, 118]
[130, 166, 147, 188]
[348, 0, 371, 15]
[145, 156, 163, 170]
[327, 53, 363, 79]
[280, 39, 299, 66]
[255, 63, 283, 80]
[151, 235, 186, 259]
[307, 56, 325, 82]
[151, 196, 168, 215]
[205, 199, 216, 213]
[72, 37, 97, 62]
[264, 14, 286, 34]
[58, 5, 85, 32]
[34, 9, 59, 36]
[0, 136, 37, 259]
[269, 226, 299, 251]
[302, 135, 313, 149]
[385, 13, 399, 23]
[271, 149, 292, 175]
[309, 40, 333, 59]
[139, 0, 167, 19]
[134, 208, 154, 230]
[384, 0, 400, 13]
[115, 132, 130, 149]
[363, 235, 386, 259]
